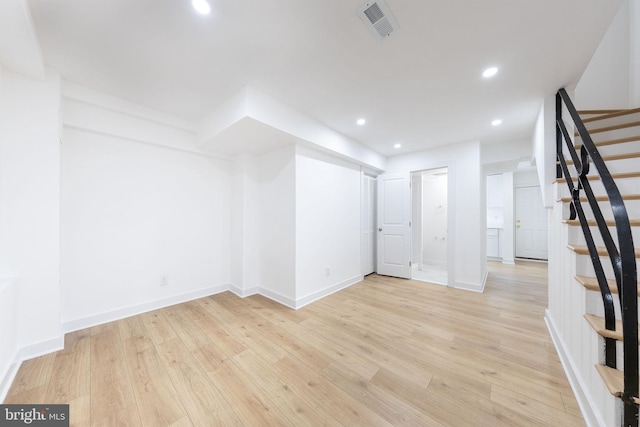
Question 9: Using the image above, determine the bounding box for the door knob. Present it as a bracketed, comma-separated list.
[378, 227, 383, 232]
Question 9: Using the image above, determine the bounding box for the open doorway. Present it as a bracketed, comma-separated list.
[411, 168, 448, 285]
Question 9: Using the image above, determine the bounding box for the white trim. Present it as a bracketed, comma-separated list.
[454, 268, 488, 293]
[258, 288, 296, 309]
[62, 284, 229, 333]
[61, 81, 198, 133]
[63, 124, 230, 161]
[501, 257, 516, 265]
[294, 275, 363, 309]
[230, 284, 259, 298]
[545, 309, 606, 427]
[18, 336, 64, 361]
[0, 356, 20, 403]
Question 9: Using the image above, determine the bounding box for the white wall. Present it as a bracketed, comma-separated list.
[631, 0, 640, 107]
[258, 145, 296, 305]
[385, 140, 486, 292]
[295, 146, 362, 306]
[60, 85, 232, 331]
[230, 153, 261, 296]
[532, 96, 557, 208]
[575, 0, 631, 109]
[0, 70, 62, 359]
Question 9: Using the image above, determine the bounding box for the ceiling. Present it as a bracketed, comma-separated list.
[25, 0, 622, 157]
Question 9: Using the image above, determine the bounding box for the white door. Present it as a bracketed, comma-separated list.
[377, 172, 411, 278]
[515, 186, 548, 260]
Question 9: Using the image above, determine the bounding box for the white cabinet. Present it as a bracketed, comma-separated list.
[487, 228, 501, 258]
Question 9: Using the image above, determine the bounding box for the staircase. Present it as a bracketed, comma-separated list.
[555, 90, 640, 427]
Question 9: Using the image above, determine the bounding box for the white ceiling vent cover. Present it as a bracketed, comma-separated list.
[358, 1, 398, 39]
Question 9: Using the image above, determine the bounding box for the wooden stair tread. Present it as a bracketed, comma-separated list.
[574, 135, 640, 150]
[583, 314, 640, 343]
[567, 244, 640, 258]
[595, 365, 640, 404]
[562, 218, 640, 226]
[558, 194, 640, 203]
[575, 120, 640, 136]
[581, 107, 640, 123]
[578, 109, 627, 115]
[556, 171, 640, 183]
[561, 151, 640, 165]
[575, 275, 640, 296]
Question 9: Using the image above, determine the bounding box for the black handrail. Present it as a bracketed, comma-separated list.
[556, 88, 638, 427]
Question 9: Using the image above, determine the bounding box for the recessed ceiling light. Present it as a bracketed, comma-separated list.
[192, 0, 211, 15]
[491, 119, 503, 126]
[357, 118, 366, 126]
[483, 67, 498, 78]
[394, 143, 401, 149]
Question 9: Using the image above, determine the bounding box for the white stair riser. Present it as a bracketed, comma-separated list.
[574, 253, 639, 283]
[567, 224, 640, 248]
[561, 199, 640, 221]
[564, 140, 640, 158]
[556, 177, 640, 200]
[576, 125, 640, 143]
[583, 112, 640, 131]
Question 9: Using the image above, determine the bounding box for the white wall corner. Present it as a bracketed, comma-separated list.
[0, 0, 45, 80]
[17, 335, 64, 363]
[454, 268, 488, 293]
[257, 287, 297, 310]
[294, 275, 363, 310]
[197, 87, 250, 145]
[545, 310, 607, 427]
[0, 357, 21, 403]
[230, 284, 259, 298]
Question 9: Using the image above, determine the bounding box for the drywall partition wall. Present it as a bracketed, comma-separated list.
[295, 146, 362, 307]
[575, 0, 630, 109]
[258, 145, 296, 306]
[532, 96, 557, 208]
[385, 140, 486, 292]
[60, 87, 232, 331]
[632, 0, 640, 107]
[0, 278, 18, 401]
[0, 70, 62, 357]
[501, 172, 515, 265]
[230, 153, 261, 296]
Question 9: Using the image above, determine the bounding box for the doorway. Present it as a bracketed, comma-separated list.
[515, 186, 548, 260]
[411, 168, 448, 285]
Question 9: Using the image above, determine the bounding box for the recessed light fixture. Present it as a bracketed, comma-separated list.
[491, 119, 503, 126]
[394, 143, 402, 149]
[357, 118, 366, 126]
[482, 67, 498, 78]
[192, 0, 211, 15]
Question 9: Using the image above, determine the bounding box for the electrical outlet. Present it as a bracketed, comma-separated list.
[161, 276, 168, 286]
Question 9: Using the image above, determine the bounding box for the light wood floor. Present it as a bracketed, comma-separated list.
[4, 261, 584, 426]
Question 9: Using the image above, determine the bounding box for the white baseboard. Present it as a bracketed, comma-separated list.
[62, 284, 229, 333]
[545, 310, 605, 427]
[294, 275, 363, 309]
[454, 268, 488, 293]
[258, 288, 296, 309]
[0, 335, 64, 403]
[229, 284, 259, 298]
[502, 257, 515, 265]
[0, 354, 20, 403]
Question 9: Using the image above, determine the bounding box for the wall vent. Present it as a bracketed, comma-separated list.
[358, 1, 398, 39]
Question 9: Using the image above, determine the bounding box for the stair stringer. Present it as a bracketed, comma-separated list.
[546, 186, 621, 426]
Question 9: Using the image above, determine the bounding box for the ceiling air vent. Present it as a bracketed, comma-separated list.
[358, 1, 398, 39]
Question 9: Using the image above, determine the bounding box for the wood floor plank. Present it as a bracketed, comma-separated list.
[121, 335, 187, 426]
[90, 329, 140, 425]
[156, 337, 243, 426]
[45, 330, 90, 404]
[3, 261, 585, 426]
